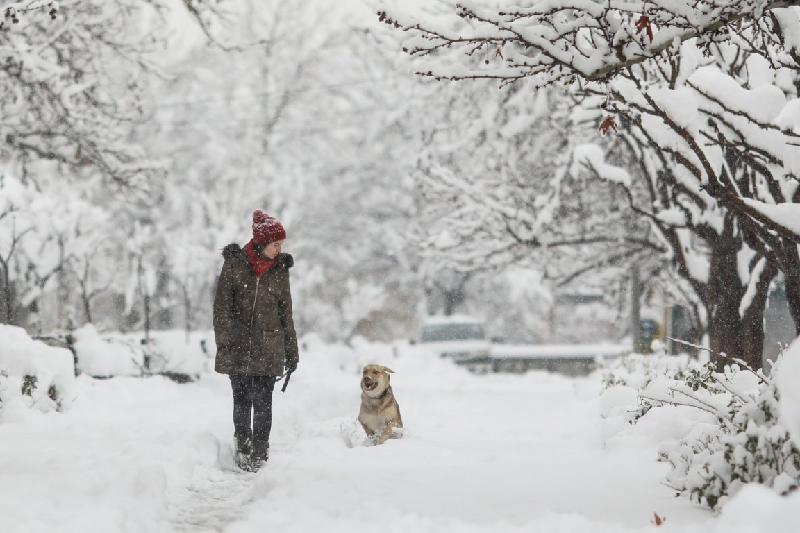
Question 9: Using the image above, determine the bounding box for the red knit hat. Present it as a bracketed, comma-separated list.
[252, 210, 286, 245]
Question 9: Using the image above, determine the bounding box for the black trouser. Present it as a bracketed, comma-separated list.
[230, 375, 275, 454]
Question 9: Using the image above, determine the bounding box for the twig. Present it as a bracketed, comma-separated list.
[667, 337, 768, 384]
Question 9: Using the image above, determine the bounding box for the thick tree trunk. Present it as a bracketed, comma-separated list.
[707, 295, 768, 370]
[780, 241, 800, 336]
[706, 239, 776, 370]
[739, 259, 777, 369]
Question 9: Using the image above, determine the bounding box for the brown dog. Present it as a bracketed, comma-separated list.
[358, 364, 403, 445]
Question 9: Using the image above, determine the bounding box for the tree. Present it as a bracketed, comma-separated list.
[0, 173, 34, 324]
[0, 172, 69, 328]
[0, 169, 119, 330]
[378, 2, 800, 367]
[0, 1, 176, 187]
[65, 203, 112, 325]
[124, 2, 432, 342]
[411, 77, 667, 340]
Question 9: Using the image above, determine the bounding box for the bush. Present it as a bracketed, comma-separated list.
[73, 327, 207, 382]
[0, 325, 75, 415]
[601, 353, 800, 510]
[72, 324, 145, 377]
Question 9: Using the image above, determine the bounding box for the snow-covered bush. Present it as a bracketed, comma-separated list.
[0, 325, 75, 415]
[601, 353, 800, 510]
[73, 324, 145, 378]
[599, 353, 692, 423]
[71, 326, 209, 381]
[105, 330, 211, 381]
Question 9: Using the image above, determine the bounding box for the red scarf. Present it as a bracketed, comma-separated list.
[244, 240, 275, 278]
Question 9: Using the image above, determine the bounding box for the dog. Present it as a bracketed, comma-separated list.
[358, 364, 403, 445]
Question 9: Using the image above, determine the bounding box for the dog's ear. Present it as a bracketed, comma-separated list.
[381, 366, 395, 374]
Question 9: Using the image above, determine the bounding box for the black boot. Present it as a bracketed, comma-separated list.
[234, 434, 253, 471]
[251, 441, 269, 471]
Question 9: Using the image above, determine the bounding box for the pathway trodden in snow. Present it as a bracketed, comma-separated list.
[169, 464, 256, 532]
[0, 344, 719, 533]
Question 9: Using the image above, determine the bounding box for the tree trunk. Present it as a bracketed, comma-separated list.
[0, 263, 11, 324]
[180, 282, 192, 343]
[56, 238, 68, 327]
[144, 293, 151, 345]
[80, 286, 93, 324]
[780, 240, 800, 336]
[706, 239, 776, 370]
[442, 288, 465, 316]
[631, 264, 641, 353]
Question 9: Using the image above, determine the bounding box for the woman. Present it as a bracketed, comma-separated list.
[213, 210, 299, 471]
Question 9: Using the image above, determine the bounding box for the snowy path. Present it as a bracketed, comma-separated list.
[0, 346, 718, 533]
[169, 465, 255, 532]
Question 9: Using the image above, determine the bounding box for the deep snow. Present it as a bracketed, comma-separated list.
[1, 338, 799, 533]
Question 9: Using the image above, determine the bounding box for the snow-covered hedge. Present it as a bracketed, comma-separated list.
[0, 325, 75, 415]
[100, 330, 211, 381]
[72, 327, 210, 380]
[601, 352, 800, 510]
[73, 324, 145, 377]
[108, 330, 211, 378]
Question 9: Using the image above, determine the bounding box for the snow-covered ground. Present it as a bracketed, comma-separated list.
[1, 338, 799, 533]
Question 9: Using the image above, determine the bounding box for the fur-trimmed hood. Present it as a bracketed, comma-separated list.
[221, 243, 294, 269]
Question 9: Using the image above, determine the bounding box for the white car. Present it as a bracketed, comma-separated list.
[419, 315, 491, 363]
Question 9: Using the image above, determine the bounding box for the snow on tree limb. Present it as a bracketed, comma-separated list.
[377, 0, 800, 83]
[378, 1, 800, 248]
[1, 1, 57, 28]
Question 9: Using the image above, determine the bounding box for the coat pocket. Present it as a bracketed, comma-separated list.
[263, 330, 285, 359]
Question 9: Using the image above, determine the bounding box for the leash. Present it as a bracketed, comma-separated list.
[281, 371, 292, 392]
[274, 369, 294, 393]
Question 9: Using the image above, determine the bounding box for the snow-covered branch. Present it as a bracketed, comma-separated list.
[378, 0, 800, 83]
[379, 1, 800, 247]
[1, 1, 58, 29]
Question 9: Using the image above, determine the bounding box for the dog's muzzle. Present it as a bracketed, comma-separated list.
[361, 377, 377, 391]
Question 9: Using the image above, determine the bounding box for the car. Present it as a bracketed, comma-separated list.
[419, 315, 491, 363]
